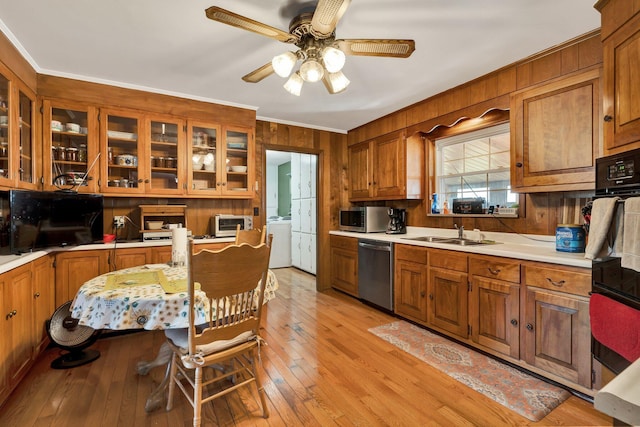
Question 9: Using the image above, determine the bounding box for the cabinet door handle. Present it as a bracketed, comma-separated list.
[487, 267, 501, 275]
[34, 292, 41, 298]
[604, 115, 613, 122]
[546, 278, 565, 287]
[429, 293, 433, 300]
[515, 162, 523, 168]
[526, 323, 534, 331]
[138, 179, 144, 183]
[144, 179, 150, 183]
[510, 318, 518, 326]
[420, 291, 426, 297]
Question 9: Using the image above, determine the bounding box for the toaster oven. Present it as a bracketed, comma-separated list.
[212, 214, 253, 237]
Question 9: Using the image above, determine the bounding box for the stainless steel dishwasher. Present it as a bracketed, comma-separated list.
[358, 239, 393, 311]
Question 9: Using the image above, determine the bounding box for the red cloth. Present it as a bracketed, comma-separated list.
[590, 293, 640, 362]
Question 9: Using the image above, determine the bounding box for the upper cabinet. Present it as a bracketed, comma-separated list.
[17, 87, 37, 189]
[348, 130, 424, 201]
[147, 116, 186, 195]
[187, 121, 254, 198]
[510, 67, 600, 192]
[42, 99, 98, 193]
[596, 0, 640, 153]
[0, 68, 11, 187]
[99, 108, 146, 194]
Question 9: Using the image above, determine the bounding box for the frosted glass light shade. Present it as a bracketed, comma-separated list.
[299, 58, 324, 82]
[323, 71, 350, 93]
[322, 47, 346, 73]
[271, 51, 297, 78]
[283, 72, 304, 96]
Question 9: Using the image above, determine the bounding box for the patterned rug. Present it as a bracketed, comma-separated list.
[369, 321, 571, 422]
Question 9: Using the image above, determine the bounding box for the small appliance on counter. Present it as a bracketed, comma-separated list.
[452, 198, 484, 214]
[212, 214, 253, 237]
[338, 206, 388, 233]
[386, 208, 407, 234]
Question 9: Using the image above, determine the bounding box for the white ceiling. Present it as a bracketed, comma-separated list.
[0, 0, 600, 133]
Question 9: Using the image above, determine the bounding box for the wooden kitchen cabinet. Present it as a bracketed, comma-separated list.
[522, 262, 592, 388]
[42, 99, 99, 192]
[55, 250, 109, 307]
[110, 247, 152, 271]
[510, 67, 600, 192]
[348, 130, 424, 201]
[146, 115, 186, 195]
[0, 65, 12, 188]
[99, 107, 146, 194]
[596, 0, 640, 152]
[3, 264, 33, 389]
[394, 244, 428, 322]
[330, 235, 358, 296]
[187, 121, 254, 197]
[469, 255, 521, 359]
[427, 249, 468, 338]
[32, 255, 55, 355]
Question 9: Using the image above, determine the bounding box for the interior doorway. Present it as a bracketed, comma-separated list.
[265, 149, 318, 275]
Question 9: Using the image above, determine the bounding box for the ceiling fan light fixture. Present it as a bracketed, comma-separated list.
[299, 57, 324, 82]
[321, 46, 346, 73]
[283, 71, 304, 96]
[271, 51, 297, 78]
[323, 70, 350, 94]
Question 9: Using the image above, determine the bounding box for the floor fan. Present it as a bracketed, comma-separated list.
[46, 301, 101, 369]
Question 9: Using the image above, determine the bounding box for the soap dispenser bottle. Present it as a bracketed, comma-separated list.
[431, 193, 440, 214]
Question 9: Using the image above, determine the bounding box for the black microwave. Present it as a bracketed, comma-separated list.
[338, 207, 388, 233]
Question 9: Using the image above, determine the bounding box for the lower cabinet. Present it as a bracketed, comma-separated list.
[32, 255, 55, 356]
[330, 235, 358, 296]
[428, 249, 468, 339]
[394, 244, 428, 321]
[111, 247, 152, 270]
[469, 255, 521, 359]
[522, 263, 592, 388]
[55, 250, 109, 307]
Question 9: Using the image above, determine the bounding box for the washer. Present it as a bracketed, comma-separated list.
[267, 220, 292, 268]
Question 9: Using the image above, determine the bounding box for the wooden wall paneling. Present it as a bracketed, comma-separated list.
[0, 32, 36, 92]
[595, 0, 640, 39]
[36, 75, 256, 127]
[348, 111, 406, 145]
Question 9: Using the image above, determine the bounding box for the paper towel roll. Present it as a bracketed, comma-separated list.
[171, 227, 188, 267]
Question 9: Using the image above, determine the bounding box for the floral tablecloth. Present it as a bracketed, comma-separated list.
[70, 264, 278, 330]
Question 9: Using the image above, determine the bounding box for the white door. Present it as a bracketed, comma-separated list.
[291, 231, 301, 268]
[300, 198, 311, 233]
[290, 153, 301, 200]
[300, 232, 312, 273]
[300, 153, 311, 199]
[291, 199, 301, 232]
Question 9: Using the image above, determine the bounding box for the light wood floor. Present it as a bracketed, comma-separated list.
[1, 267, 612, 426]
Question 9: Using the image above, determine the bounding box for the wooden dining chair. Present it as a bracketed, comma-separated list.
[235, 223, 266, 246]
[164, 239, 272, 426]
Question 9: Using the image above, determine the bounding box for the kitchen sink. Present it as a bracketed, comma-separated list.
[402, 236, 498, 246]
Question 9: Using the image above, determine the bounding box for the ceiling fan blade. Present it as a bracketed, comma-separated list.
[310, 0, 351, 38]
[336, 39, 416, 58]
[205, 6, 298, 43]
[242, 62, 275, 83]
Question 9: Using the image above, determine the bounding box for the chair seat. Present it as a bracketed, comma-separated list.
[165, 328, 254, 356]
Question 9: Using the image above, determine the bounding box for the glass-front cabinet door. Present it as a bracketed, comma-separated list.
[187, 121, 221, 195]
[43, 100, 98, 192]
[18, 87, 36, 188]
[99, 108, 145, 194]
[0, 70, 10, 185]
[222, 125, 254, 197]
[147, 116, 185, 195]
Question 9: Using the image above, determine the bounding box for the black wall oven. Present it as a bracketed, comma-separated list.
[592, 148, 640, 374]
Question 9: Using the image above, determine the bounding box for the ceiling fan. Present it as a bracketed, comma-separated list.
[205, 0, 415, 95]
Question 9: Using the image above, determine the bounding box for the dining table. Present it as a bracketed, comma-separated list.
[70, 262, 279, 411]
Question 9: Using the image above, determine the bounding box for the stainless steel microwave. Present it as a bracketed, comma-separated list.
[338, 206, 388, 233]
[212, 214, 253, 237]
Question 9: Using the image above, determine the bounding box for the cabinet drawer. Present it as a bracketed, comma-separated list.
[429, 249, 467, 272]
[523, 263, 591, 296]
[470, 256, 521, 284]
[330, 235, 357, 251]
[395, 244, 428, 264]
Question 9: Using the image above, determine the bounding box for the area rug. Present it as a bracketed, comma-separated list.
[369, 321, 571, 422]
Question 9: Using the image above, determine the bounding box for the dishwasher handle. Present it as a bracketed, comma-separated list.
[358, 241, 392, 252]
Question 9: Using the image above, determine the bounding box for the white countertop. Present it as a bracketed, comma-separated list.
[0, 237, 236, 275]
[331, 226, 591, 268]
[595, 357, 640, 425]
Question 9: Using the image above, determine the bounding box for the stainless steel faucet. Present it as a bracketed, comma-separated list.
[454, 223, 464, 239]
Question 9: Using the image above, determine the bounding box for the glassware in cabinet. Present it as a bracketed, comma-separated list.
[18, 88, 36, 187]
[187, 122, 220, 194]
[43, 100, 97, 192]
[0, 72, 10, 181]
[101, 110, 144, 193]
[148, 118, 184, 194]
[222, 126, 253, 195]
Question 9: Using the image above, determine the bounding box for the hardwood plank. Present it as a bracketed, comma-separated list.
[0, 268, 611, 426]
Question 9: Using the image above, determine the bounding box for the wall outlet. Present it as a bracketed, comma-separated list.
[113, 216, 125, 228]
